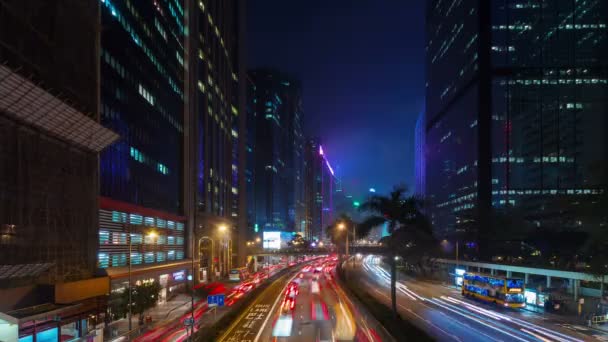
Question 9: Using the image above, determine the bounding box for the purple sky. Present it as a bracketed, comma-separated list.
[247, 1, 426, 200]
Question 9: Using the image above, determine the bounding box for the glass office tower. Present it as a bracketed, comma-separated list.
[425, 0, 607, 236]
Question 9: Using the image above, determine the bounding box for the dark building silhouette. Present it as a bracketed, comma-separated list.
[424, 1, 608, 237]
[247, 69, 305, 235]
[304, 139, 336, 241]
[187, 0, 247, 280]
[0, 0, 117, 339]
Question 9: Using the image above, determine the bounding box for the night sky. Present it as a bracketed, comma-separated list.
[247, 1, 426, 200]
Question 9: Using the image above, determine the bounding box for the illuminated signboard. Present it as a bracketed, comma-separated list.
[263, 231, 281, 249]
[173, 271, 185, 281]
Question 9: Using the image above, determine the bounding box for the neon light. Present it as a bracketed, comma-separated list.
[325, 160, 334, 175]
[319, 145, 324, 156]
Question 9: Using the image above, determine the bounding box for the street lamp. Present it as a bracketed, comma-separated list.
[338, 223, 349, 257]
[255, 237, 261, 243]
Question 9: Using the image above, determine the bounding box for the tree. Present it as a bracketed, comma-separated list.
[287, 233, 310, 250]
[120, 281, 162, 324]
[358, 185, 431, 318]
[325, 213, 357, 251]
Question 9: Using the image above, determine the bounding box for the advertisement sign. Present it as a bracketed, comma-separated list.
[524, 290, 537, 305]
[173, 271, 185, 281]
[263, 231, 281, 249]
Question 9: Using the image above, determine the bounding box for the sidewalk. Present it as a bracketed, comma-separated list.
[103, 294, 194, 341]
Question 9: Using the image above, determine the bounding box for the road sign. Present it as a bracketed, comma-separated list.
[183, 317, 194, 326]
[208, 294, 225, 307]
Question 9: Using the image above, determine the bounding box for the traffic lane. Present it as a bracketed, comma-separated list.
[219, 269, 301, 342]
[269, 270, 328, 342]
[356, 269, 490, 342]
[361, 258, 597, 341]
[402, 278, 602, 341]
[357, 259, 551, 341]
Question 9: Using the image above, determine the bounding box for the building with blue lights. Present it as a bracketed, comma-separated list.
[425, 1, 608, 238]
[97, 0, 190, 303]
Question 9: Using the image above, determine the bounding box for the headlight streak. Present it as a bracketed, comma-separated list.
[444, 297, 583, 342]
[363, 255, 584, 342]
[429, 298, 533, 342]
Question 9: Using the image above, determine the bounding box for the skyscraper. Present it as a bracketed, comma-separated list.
[304, 140, 337, 241]
[98, 0, 189, 303]
[248, 69, 304, 234]
[414, 110, 426, 197]
[0, 0, 118, 338]
[425, 1, 608, 237]
[188, 0, 247, 280]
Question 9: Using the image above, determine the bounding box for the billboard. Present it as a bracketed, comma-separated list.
[263, 231, 281, 249]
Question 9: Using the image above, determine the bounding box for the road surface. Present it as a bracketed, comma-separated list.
[220, 257, 386, 342]
[348, 255, 608, 342]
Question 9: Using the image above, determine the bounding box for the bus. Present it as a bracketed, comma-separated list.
[229, 267, 250, 282]
[462, 272, 525, 308]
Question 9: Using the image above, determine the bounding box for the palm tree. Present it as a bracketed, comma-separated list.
[358, 185, 431, 318]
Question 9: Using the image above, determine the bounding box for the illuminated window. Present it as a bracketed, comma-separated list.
[129, 214, 143, 225]
[112, 253, 127, 267]
[112, 211, 127, 223]
[98, 253, 109, 268]
[167, 250, 176, 260]
[144, 252, 155, 264]
[157, 252, 166, 262]
[145, 217, 155, 226]
[168, 221, 176, 229]
[130, 233, 143, 244]
[176, 222, 184, 231]
[138, 84, 155, 105]
[99, 231, 110, 245]
[167, 236, 175, 245]
[157, 218, 167, 228]
[176, 236, 184, 245]
[130, 253, 142, 265]
[176, 251, 184, 260]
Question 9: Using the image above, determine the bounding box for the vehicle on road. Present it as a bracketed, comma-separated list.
[229, 267, 250, 282]
[462, 272, 526, 308]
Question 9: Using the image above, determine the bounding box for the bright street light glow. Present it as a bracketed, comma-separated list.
[338, 223, 345, 230]
[218, 225, 227, 232]
[369, 188, 376, 193]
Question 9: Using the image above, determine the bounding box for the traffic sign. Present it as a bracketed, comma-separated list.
[208, 294, 225, 307]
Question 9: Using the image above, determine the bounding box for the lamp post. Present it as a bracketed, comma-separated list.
[338, 223, 347, 257]
[218, 225, 229, 277]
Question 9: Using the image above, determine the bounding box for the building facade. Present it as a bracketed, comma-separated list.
[303, 140, 337, 242]
[425, 0, 608, 237]
[0, 0, 117, 340]
[97, 0, 193, 314]
[414, 110, 426, 197]
[188, 0, 247, 281]
[247, 69, 305, 235]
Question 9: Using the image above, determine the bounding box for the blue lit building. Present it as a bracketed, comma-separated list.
[98, 0, 189, 302]
[425, 1, 608, 237]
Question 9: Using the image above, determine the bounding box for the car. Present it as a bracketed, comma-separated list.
[281, 296, 296, 315]
[311, 280, 320, 294]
